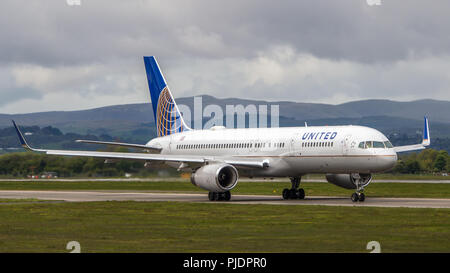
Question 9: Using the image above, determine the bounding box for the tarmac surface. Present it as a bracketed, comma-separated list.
[1, 190, 449, 209]
[1, 178, 450, 183]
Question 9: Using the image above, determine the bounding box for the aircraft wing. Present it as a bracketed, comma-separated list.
[393, 116, 430, 153]
[75, 139, 161, 152]
[12, 121, 268, 169]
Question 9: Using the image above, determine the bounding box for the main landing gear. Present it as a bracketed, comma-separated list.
[282, 177, 305, 200]
[208, 191, 231, 201]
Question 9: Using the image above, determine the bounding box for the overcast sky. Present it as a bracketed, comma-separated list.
[1, 0, 449, 114]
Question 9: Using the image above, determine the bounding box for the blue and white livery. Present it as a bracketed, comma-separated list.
[144, 56, 191, 136]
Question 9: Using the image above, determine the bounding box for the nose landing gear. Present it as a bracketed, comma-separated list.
[350, 173, 370, 202]
[351, 192, 365, 202]
[282, 177, 305, 200]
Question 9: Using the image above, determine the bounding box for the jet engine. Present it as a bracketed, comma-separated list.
[325, 173, 372, 189]
[191, 163, 239, 192]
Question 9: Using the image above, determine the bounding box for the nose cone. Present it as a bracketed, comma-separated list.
[378, 151, 398, 171]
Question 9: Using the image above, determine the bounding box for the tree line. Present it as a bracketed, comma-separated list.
[392, 149, 449, 174]
[0, 151, 165, 178]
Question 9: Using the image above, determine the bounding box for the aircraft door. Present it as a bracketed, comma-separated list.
[250, 139, 256, 152]
[290, 133, 301, 156]
[342, 134, 352, 155]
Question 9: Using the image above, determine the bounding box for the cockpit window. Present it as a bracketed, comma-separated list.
[384, 141, 393, 148]
[358, 140, 394, 149]
[373, 141, 385, 148]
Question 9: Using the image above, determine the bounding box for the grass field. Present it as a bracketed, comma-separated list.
[1, 180, 449, 253]
[0, 180, 450, 198]
[0, 201, 448, 253]
[372, 173, 450, 180]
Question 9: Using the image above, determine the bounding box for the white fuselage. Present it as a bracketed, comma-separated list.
[147, 125, 398, 177]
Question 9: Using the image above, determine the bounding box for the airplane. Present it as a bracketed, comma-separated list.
[12, 56, 431, 202]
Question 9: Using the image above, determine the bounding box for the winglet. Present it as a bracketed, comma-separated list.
[422, 116, 430, 146]
[11, 120, 37, 151]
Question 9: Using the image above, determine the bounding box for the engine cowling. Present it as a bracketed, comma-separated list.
[191, 163, 239, 192]
[325, 173, 372, 189]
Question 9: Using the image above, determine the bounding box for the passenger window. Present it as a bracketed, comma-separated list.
[366, 141, 373, 148]
[358, 142, 365, 149]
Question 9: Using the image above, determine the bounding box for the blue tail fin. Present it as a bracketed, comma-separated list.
[143, 56, 191, 137]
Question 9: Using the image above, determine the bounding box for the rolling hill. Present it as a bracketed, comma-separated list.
[1, 96, 450, 149]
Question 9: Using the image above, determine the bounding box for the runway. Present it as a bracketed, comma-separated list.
[1, 190, 450, 209]
[1, 178, 449, 183]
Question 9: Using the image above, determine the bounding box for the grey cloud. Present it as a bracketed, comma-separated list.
[1, 0, 449, 66]
[0, 87, 42, 107]
[0, 0, 450, 113]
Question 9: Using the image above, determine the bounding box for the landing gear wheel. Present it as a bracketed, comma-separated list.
[208, 192, 219, 201]
[358, 193, 365, 202]
[213, 192, 219, 201]
[282, 189, 290, 200]
[351, 193, 359, 202]
[289, 189, 298, 199]
[208, 192, 214, 201]
[297, 188, 305, 200]
[223, 191, 231, 201]
[208, 191, 231, 201]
